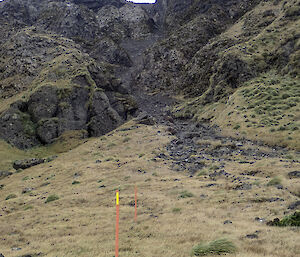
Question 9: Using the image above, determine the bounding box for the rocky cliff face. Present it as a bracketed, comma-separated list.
[136, 0, 299, 104]
[0, 0, 299, 149]
[0, 0, 151, 149]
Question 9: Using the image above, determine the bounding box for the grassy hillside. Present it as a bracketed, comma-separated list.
[174, 71, 300, 150]
[174, 0, 300, 150]
[0, 121, 299, 256]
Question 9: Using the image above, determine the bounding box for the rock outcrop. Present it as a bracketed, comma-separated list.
[0, 0, 145, 149]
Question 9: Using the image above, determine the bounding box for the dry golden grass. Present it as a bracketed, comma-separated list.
[0, 120, 299, 257]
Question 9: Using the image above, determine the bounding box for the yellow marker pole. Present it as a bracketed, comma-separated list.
[115, 190, 119, 257]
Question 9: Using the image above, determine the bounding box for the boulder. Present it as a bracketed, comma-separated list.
[13, 158, 45, 170]
[288, 171, 300, 179]
[0, 171, 13, 179]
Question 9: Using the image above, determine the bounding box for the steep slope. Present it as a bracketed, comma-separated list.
[136, 0, 300, 149]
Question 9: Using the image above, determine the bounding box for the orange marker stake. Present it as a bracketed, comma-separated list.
[115, 190, 119, 257]
[134, 186, 137, 222]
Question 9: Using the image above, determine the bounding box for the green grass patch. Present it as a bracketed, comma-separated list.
[172, 207, 181, 213]
[45, 194, 59, 203]
[179, 190, 194, 198]
[24, 205, 33, 210]
[192, 238, 236, 256]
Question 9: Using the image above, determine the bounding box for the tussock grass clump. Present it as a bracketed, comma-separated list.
[179, 190, 194, 198]
[5, 194, 17, 200]
[192, 238, 236, 256]
[45, 194, 59, 203]
[267, 176, 282, 186]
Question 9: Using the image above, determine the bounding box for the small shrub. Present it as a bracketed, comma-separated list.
[45, 194, 59, 203]
[267, 177, 281, 186]
[267, 212, 300, 227]
[5, 194, 17, 200]
[192, 238, 236, 256]
[179, 190, 194, 198]
[72, 181, 80, 185]
[233, 124, 240, 130]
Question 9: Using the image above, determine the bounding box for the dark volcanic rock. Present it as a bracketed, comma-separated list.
[28, 86, 58, 122]
[0, 107, 40, 149]
[288, 171, 300, 179]
[246, 233, 259, 239]
[74, 0, 124, 10]
[13, 158, 45, 170]
[0, 170, 13, 179]
[134, 111, 155, 125]
[288, 201, 300, 210]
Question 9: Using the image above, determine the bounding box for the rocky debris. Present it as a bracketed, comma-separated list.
[0, 171, 13, 179]
[266, 217, 276, 226]
[246, 233, 259, 239]
[234, 183, 252, 190]
[288, 201, 300, 210]
[134, 111, 155, 126]
[22, 187, 34, 194]
[13, 158, 45, 170]
[288, 171, 300, 179]
[254, 217, 266, 223]
[74, 0, 125, 11]
[12, 247, 22, 251]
